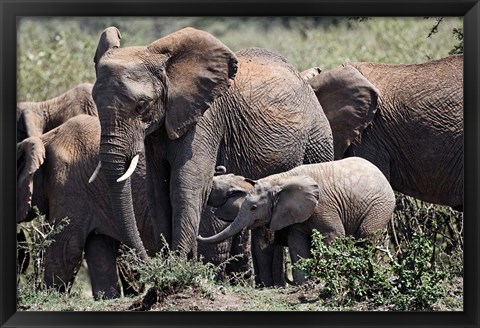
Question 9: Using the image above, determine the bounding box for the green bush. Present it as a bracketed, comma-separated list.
[17, 211, 71, 290]
[295, 229, 449, 310]
[295, 232, 393, 307]
[391, 193, 463, 276]
[17, 212, 75, 309]
[118, 240, 217, 299]
[390, 233, 447, 310]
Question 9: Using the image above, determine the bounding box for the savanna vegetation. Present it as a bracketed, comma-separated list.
[17, 16, 463, 311]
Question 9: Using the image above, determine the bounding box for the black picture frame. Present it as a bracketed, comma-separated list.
[2, 0, 479, 327]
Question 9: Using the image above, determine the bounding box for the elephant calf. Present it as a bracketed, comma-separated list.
[198, 157, 395, 284]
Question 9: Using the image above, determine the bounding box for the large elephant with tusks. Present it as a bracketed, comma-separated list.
[90, 26, 334, 286]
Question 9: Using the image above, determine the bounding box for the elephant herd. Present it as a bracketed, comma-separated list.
[16, 26, 463, 299]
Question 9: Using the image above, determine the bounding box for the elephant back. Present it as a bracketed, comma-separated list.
[213, 47, 333, 179]
[236, 47, 288, 64]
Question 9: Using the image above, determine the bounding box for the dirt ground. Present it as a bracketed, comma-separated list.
[99, 274, 463, 312]
[103, 282, 334, 312]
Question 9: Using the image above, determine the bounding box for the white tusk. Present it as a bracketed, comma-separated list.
[117, 154, 139, 182]
[88, 161, 102, 183]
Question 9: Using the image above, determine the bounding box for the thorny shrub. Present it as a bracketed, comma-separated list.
[295, 194, 462, 310]
[295, 231, 448, 310]
[17, 210, 71, 307]
[117, 238, 217, 300]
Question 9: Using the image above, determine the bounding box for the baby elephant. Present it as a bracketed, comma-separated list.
[198, 157, 395, 284]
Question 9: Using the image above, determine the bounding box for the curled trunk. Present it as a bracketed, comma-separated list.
[197, 206, 251, 244]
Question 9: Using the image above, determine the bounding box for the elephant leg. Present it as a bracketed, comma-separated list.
[271, 244, 286, 287]
[225, 227, 252, 283]
[251, 226, 285, 287]
[198, 211, 252, 284]
[166, 121, 222, 257]
[288, 229, 311, 285]
[144, 149, 173, 250]
[84, 234, 120, 300]
[44, 234, 83, 293]
[198, 208, 233, 280]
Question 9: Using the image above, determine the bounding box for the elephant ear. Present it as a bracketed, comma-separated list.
[212, 176, 257, 222]
[17, 136, 46, 221]
[94, 26, 122, 74]
[309, 64, 379, 159]
[214, 193, 247, 222]
[269, 176, 320, 231]
[147, 27, 238, 140]
[17, 106, 43, 141]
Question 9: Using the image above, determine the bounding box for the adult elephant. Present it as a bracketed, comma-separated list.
[17, 82, 96, 142]
[91, 26, 334, 286]
[16, 82, 97, 277]
[17, 114, 157, 299]
[307, 55, 463, 210]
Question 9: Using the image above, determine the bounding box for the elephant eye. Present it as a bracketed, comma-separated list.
[136, 99, 148, 114]
[250, 204, 257, 211]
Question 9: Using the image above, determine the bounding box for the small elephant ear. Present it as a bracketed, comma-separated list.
[308, 64, 379, 159]
[17, 137, 46, 221]
[214, 193, 247, 222]
[94, 26, 122, 74]
[147, 27, 238, 140]
[269, 176, 320, 231]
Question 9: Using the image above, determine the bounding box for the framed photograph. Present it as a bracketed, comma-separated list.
[2, 0, 479, 327]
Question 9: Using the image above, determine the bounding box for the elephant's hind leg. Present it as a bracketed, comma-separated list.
[226, 228, 253, 283]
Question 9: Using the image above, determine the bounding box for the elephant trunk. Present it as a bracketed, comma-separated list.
[99, 135, 147, 260]
[197, 206, 251, 244]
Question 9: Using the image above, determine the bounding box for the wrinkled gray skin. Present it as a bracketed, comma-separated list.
[198, 168, 254, 283]
[16, 83, 97, 282]
[17, 83, 97, 142]
[200, 157, 396, 284]
[92, 26, 334, 287]
[17, 115, 157, 299]
[305, 55, 463, 210]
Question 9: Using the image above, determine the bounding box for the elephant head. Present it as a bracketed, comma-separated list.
[198, 175, 320, 244]
[207, 174, 256, 222]
[307, 65, 379, 159]
[90, 26, 238, 258]
[17, 83, 96, 142]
